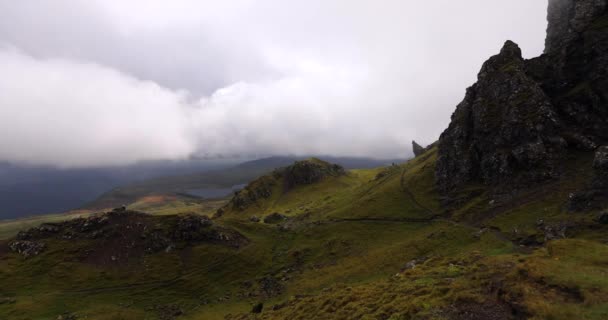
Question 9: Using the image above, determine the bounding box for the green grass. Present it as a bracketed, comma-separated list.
[0, 212, 96, 240]
[2, 153, 608, 319]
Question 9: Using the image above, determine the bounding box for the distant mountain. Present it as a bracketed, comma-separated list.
[0, 156, 405, 219]
[0, 159, 239, 220]
[84, 156, 406, 210]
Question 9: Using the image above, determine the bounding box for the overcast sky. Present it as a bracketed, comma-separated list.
[0, 0, 548, 167]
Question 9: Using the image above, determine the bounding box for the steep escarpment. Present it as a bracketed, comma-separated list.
[437, 0, 608, 199]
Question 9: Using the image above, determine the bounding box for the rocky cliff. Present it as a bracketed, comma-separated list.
[437, 0, 608, 200]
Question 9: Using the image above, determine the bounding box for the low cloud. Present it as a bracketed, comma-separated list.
[0, 1, 548, 167]
[0, 48, 195, 167]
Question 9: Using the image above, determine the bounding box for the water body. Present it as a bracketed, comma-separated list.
[186, 184, 247, 199]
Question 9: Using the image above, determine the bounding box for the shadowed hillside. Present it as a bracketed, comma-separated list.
[1, 1, 607, 319]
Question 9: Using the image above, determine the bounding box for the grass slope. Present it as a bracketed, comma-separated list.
[1, 151, 607, 320]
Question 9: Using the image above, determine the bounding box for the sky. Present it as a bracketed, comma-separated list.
[0, 0, 549, 167]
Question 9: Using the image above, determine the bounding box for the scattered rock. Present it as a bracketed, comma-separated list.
[249, 215, 260, 223]
[172, 214, 213, 241]
[56, 313, 77, 320]
[10, 210, 248, 266]
[538, 222, 569, 241]
[8, 240, 46, 258]
[401, 256, 428, 271]
[153, 304, 183, 320]
[259, 277, 284, 298]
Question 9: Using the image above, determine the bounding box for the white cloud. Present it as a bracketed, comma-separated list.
[0, 48, 195, 167]
[0, 0, 549, 167]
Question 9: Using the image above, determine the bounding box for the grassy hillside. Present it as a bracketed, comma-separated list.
[1, 152, 607, 320]
[85, 156, 404, 210]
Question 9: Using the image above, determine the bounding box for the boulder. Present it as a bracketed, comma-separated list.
[263, 213, 287, 224]
[597, 211, 608, 224]
[251, 303, 264, 314]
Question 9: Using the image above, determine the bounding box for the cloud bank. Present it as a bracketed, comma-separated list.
[0, 0, 549, 167]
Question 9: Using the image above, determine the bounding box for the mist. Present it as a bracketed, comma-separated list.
[0, 0, 548, 167]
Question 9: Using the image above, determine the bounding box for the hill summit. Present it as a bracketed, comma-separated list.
[222, 158, 346, 212]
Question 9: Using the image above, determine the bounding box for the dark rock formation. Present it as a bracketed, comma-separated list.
[263, 213, 287, 224]
[282, 158, 345, 190]
[437, 41, 565, 194]
[229, 176, 276, 210]
[412, 141, 426, 157]
[437, 0, 608, 199]
[251, 303, 264, 314]
[597, 211, 608, 224]
[226, 159, 345, 211]
[546, 0, 607, 54]
[8, 240, 46, 258]
[258, 276, 284, 298]
[593, 146, 608, 188]
[11, 210, 248, 264]
[412, 141, 436, 157]
[568, 146, 608, 210]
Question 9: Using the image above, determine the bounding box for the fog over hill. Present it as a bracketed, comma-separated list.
[0, 1, 547, 168]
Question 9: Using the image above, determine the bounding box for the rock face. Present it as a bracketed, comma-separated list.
[436, 41, 565, 194]
[546, 0, 607, 53]
[569, 146, 608, 210]
[437, 0, 608, 198]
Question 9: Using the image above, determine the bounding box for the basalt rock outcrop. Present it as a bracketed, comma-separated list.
[282, 158, 345, 190]
[8, 240, 46, 258]
[225, 159, 346, 211]
[9, 209, 248, 264]
[437, 0, 608, 200]
[545, 0, 607, 54]
[568, 146, 608, 210]
[412, 141, 426, 157]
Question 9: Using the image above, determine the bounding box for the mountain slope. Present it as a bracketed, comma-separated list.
[85, 156, 405, 210]
[1, 1, 608, 320]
